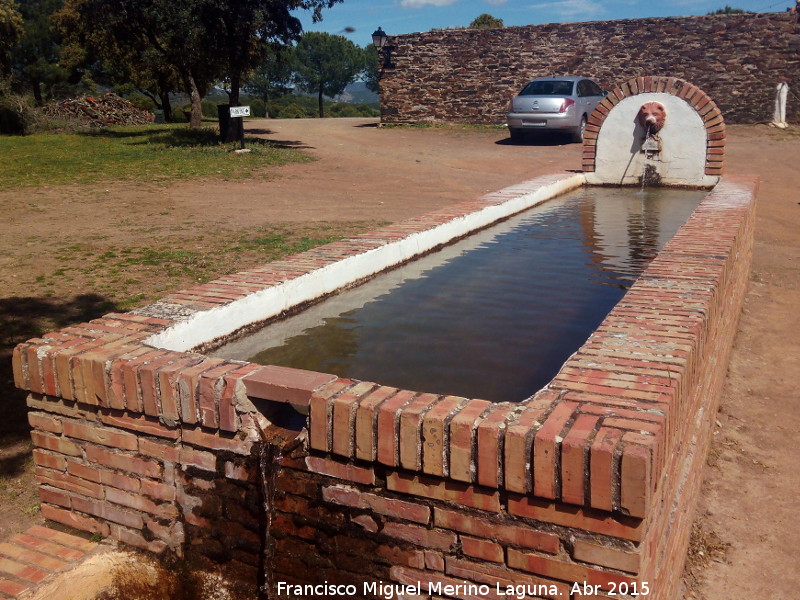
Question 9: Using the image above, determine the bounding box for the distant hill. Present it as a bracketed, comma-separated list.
[335, 82, 379, 104]
[177, 82, 378, 106]
[291, 81, 378, 105]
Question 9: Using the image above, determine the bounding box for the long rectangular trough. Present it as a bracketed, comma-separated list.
[12, 172, 757, 599]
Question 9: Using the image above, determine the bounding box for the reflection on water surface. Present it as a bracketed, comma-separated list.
[214, 187, 706, 402]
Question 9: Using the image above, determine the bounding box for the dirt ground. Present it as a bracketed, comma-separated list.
[1, 117, 798, 598]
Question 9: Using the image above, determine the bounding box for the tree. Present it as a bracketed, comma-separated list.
[246, 44, 293, 117]
[202, 0, 343, 139]
[57, 0, 222, 128]
[202, 1, 343, 109]
[292, 32, 364, 118]
[469, 13, 504, 29]
[0, 0, 24, 75]
[96, 46, 181, 122]
[56, 0, 181, 120]
[57, 0, 343, 133]
[56, 1, 345, 130]
[11, 0, 72, 106]
[363, 44, 379, 94]
[707, 6, 749, 14]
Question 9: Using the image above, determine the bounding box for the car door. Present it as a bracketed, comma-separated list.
[585, 80, 605, 114]
[576, 80, 594, 116]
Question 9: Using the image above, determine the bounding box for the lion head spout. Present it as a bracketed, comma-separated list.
[638, 102, 666, 133]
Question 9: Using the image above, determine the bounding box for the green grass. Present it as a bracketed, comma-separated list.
[0, 123, 311, 188]
[29, 224, 370, 311]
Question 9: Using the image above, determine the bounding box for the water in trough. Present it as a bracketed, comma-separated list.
[213, 186, 706, 402]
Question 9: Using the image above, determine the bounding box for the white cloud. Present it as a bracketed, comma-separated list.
[529, 0, 604, 18]
[485, 0, 509, 5]
[399, 0, 460, 8]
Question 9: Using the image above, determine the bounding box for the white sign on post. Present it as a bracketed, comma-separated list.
[229, 105, 251, 117]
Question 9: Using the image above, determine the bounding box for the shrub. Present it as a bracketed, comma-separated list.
[175, 105, 191, 123]
[201, 100, 219, 118]
[0, 104, 26, 134]
[270, 94, 317, 117]
[177, 103, 221, 122]
[275, 103, 308, 119]
[360, 103, 381, 117]
[126, 94, 158, 113]
[0, 83, 35, 135]
[249, 98, 266, 118]
[330, 103, 360, 117]
[28, 111, 87, 134]
[328, 102, 380, 118]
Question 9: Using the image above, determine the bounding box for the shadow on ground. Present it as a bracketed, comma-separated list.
[245, 128, 277, 136]
[0, 444, 32, 479]
[78, 126, 315, 151]
[79, 127, 220, 146]
[244, 131, 315, 150]
[0, 294, 120, 446]
[496, 132, 576, 147]
[254, 138, 315, 150]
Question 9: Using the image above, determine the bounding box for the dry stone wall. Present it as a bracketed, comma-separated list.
[380, 12, 800, 124]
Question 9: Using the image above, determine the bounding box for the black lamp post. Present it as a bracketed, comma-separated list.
[371, 27, 394, 71]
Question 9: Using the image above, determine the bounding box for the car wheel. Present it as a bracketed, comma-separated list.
[509, 128, 525, 143]
[571, 116, 587, 143]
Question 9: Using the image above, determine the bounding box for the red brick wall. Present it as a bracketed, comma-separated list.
[12, 174, 756, 599]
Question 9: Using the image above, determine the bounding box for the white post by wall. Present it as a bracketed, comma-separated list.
[771, 80, 789, 129]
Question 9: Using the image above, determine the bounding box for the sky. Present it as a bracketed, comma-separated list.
[296, 0, 795, 48]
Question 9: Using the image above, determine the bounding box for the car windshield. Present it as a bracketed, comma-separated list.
[520, 80, 574, 96]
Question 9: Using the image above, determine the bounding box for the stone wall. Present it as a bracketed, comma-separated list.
[379, 12, 800, 125]
[13, 174, 757, 599]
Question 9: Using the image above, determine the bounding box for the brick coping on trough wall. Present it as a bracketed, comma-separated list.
[11, 171, 757, 597]
[581, 76, 725, 177]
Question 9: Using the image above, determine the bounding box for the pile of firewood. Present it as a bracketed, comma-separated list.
[40, 93, 155, 127]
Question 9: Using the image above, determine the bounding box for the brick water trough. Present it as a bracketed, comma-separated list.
[12, 78, 757, 599]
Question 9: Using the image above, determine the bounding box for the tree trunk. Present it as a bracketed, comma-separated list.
[229, 70, 241, 107]
[31, 80, 43, 107]
[224, 70, 242, 143]
[318, 87, 324, 118]
[187, 74, 202, 129]
[159, 89, 173, 122]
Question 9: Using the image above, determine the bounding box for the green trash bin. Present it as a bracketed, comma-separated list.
[153, 110, 165, 124]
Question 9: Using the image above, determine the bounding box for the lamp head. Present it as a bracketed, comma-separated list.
[372, 27, 387, 50]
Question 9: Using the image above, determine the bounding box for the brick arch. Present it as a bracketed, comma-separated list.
[582, 76, 725, 176]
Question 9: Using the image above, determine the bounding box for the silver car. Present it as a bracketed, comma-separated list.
[507, 76, 606, 143]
